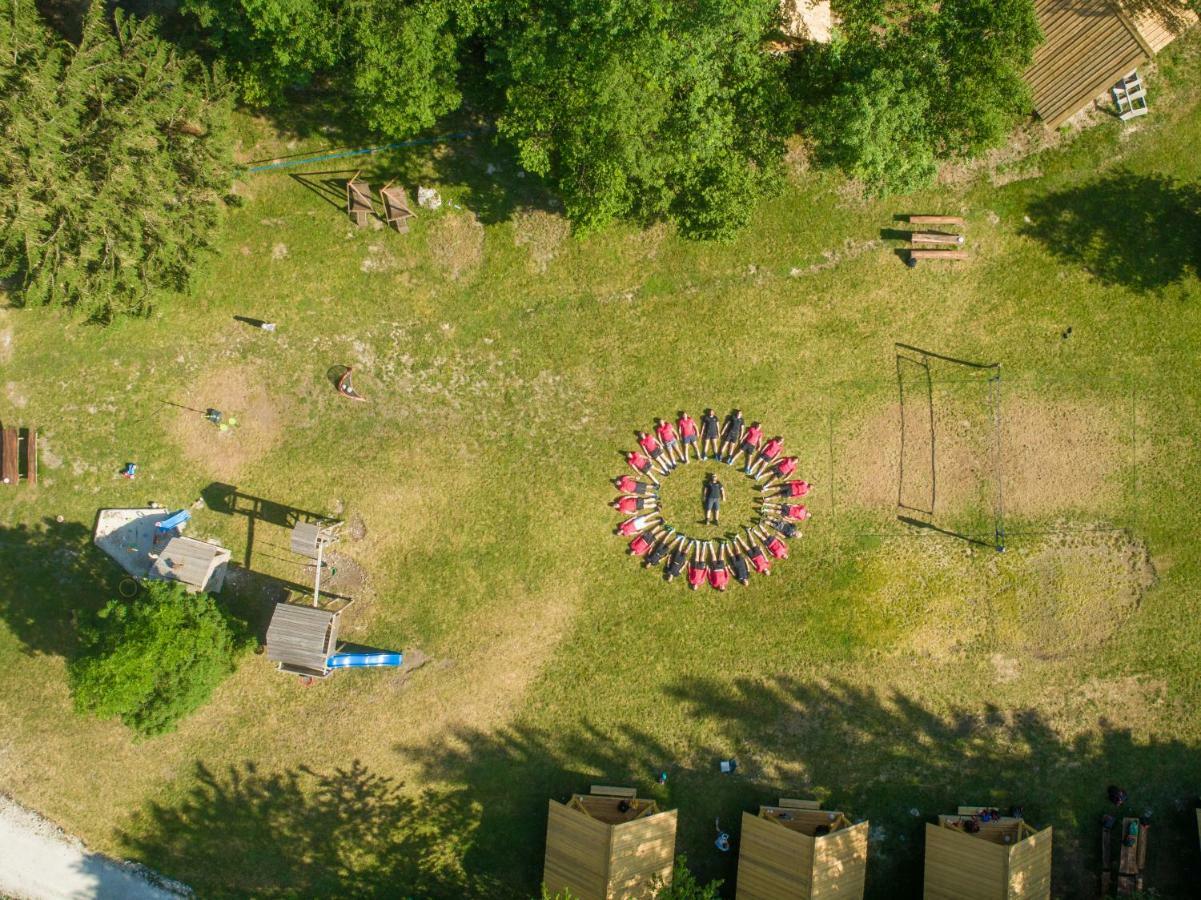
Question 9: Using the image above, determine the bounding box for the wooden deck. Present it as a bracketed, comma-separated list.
[1026, 0, 1196, 129]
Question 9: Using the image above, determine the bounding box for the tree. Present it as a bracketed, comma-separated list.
[69, 581, 249, 737]
[802, 0, 1042, 195]
[652, 856, 722, 899]
[0, 2, 232, 321]
[490, 0, 793, 238]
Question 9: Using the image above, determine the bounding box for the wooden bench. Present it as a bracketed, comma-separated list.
[22, 427, 36, 485]
[590, 785, 637, 798]
[908, 249, 969, 266]
[909, 215, 965, 226]
[1, 426, 17, 485]
[912, 231, 965, 246]
[347, 175, 374, 227]
[379, 182, 416, 234]
[779, 798, 821, 810]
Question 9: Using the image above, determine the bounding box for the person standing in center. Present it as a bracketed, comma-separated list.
[702, 472, 726, 525]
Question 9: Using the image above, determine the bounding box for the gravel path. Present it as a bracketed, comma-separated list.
[0, 795, 189, 900]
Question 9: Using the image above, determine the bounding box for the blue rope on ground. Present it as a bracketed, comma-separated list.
[243, 130, 481, 174]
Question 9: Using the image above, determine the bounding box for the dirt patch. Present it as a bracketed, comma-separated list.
[790, 238, 884, 277]
[5, 382, 27, 408]
[166, 365, 283, 481]
[780, 0, 833, 42]
[428, 211, 484, 282]
[303, 553, 367, 598]
[512, 209, 570, 273]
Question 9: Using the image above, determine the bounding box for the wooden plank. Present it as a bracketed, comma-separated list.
[544, 800, 610, 900]
[1006, 827, 1052, 899]
[910, 250, 969, 261]
[908, 215, 965, 226]
[923, 823, 1008, 900]
[0, 426, 16, 485]
[736, 811, 812, 900]
[610, 811, 677, 898]
[811, 821, 868, 900]
[779, 798, 821, 810]
[590, 785, 637, 799]
[23, 428, 36, 485]
[912, 232, 965, 246]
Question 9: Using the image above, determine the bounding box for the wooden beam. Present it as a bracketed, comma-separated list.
[909, 215, 965, 226]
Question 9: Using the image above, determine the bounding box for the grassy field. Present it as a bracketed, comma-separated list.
[2, 34, 1201, 898]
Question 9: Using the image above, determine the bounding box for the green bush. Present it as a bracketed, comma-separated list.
[0, 1, 232, 320]
[69, 581, 249, 737]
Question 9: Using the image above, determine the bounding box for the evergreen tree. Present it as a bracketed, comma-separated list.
[0, 1, 232, 320]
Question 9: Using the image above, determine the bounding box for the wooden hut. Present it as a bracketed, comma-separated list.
[543, 786, 677, 900]
[736, 799, 868, 900]
[923, 807, 1052, 899]
[265, 602, 343, 678]
[147, 536, 231, 594]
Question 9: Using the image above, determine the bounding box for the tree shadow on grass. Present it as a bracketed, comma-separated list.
[1022, 172, 1201, 292]
[371, 680, 1201, 898]
[0, 517, 122, 657]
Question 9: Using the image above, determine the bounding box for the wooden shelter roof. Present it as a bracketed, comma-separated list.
[923, 814, 1052, 900]
[147, 536, 231, 593]
[265, 603, 339, 675]
[736, 800, 868, 900]
[1025, 0, 1195, 129]
[543, 787, 676, 900]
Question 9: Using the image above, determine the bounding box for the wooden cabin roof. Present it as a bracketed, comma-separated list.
[148, 537, 230, 593]
[1026, 0, 1195, 129]
[265, 603, 338, 673]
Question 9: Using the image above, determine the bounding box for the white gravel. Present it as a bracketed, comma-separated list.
[0, 795, 189, 900]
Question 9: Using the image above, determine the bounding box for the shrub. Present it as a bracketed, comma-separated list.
[69, 581, 249, 737]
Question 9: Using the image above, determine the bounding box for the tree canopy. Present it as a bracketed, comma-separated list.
[0, 1, 233, 320]
[69, 581, 249, 737]
[802, 0, 1043, 195]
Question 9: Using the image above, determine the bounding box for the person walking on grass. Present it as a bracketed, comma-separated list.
[736, 421, 763, 471]
[638, 430, 673, 475]
[656, 418, 683, 466]
[702, 472, 726, 525]
[719, 409, 744, 463]
[677, 411, 699, 463]
[700, 408, 720, 460]
[748, 435, 784, 477]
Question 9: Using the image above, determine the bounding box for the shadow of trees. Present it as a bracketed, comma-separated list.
[0, 517, 123, 656]
[1023, 172, 1201, 292]
[120, 759, 492, 898]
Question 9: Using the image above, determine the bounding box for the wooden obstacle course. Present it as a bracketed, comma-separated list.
[543, 785, 676, 900]
[346, 172, 374, 227]
[1101, 815, 1150, 895]
[901, 215, 969, 267]
[736, 798, 868, 899]
[379, 181, 416, 233]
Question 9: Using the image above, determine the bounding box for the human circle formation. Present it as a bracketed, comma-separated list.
[612, 408, 812, 590]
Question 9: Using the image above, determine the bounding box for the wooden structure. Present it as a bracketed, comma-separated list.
[1112, 70, 1148, 120]
[1, 425, 16, 485]
[1101, 815, 1150, 895]
[265, 601, 350, 678]
[347, 174, 374, 227]
[904, 216, 968, 267]
[379, 182, 416, 233]
[147, 536, 231, 594]
[736, 798, 868, 899]
[290, 520, 341, 560]
[543, 786, 677, 900]
[1025, 0, 1197, 129]
[924, 807, 1052, 899]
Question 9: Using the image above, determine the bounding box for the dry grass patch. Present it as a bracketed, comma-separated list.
[428, 211, 485, 282]
[512, 209, 570, 273]
[166, 364, 283, 481]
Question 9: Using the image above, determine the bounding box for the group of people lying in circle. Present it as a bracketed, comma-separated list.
[612, 408, 811, 590]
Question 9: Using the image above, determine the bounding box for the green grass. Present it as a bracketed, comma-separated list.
[2, 36, 1201, 898]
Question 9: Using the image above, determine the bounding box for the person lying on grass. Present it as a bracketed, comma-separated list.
[702, 472, 726, 525]
[764, 517, 801, 539]
[655, 418, 683, 466]
[687, 541, 708, 591]
[637, 430, 673, 475]
[751, 524, 789, 558]
[725, 540, 750, 586]
[677, 411, 699, 462]
[626, 450, 661, 483]
[758, 501, 809, 521]
[629, 525, 670, 557]
[748, 436, 784, 477]
[617, 512, 661, 536]
[765, 479, 811, 499]
[706, 542, 730, 591]
[614, 475, 657, 496]
[664, 536, 690, 582]
[736, 421, 763, 471]
[700, 408, 720, 459]
[612, 494, 658, 514]
[719, 408, 744, 463]
[758, 455, 798, 488]
[737, 532, 771, 576]
[644, 529, 679, 568]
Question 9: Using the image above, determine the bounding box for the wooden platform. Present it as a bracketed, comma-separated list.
[266, 602, 340, 677]
[1, 426, 17, 484]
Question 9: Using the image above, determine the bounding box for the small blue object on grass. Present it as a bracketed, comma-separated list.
[327, 652, 403, 669]
[719, 758, 737, 774]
